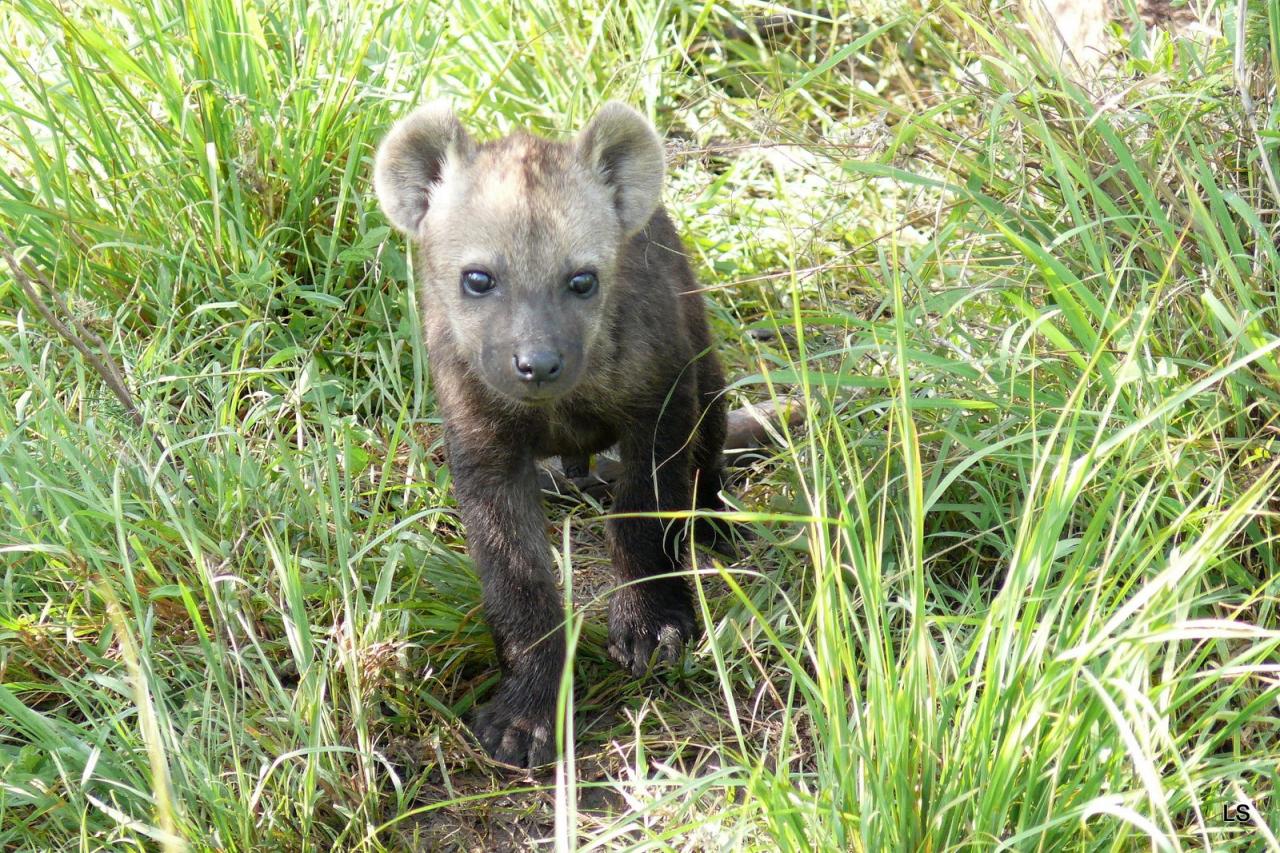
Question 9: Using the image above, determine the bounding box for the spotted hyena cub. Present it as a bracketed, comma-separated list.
[373, 102, 727, 767]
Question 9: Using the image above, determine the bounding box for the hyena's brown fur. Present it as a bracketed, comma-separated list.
[374, 103, 727, 767]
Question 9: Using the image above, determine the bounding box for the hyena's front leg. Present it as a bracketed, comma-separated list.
[607, 395, 699, 677]
[448, 434, 565, 767]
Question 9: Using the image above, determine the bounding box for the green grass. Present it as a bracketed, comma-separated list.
[2, 0, 1279, 849]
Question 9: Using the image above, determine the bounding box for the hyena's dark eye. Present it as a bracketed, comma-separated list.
[568, 271, 598, 298]
[461, 270, 496, 297]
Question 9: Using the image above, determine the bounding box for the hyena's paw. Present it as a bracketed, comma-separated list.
[471, 685, 555, 769]
[694, 515, 747, 558]
[607, 583, 697, 678]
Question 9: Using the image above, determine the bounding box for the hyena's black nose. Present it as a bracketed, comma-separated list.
[514, 349, 563, 383]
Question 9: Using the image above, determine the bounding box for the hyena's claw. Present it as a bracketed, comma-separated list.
[472, 698, 555, 769]
[607, 585, 696, 678]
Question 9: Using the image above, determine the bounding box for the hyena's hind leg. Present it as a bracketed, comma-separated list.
[691, 353, 734, 552]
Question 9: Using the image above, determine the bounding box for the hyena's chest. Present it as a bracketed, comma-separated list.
[536, 404, 619, 459]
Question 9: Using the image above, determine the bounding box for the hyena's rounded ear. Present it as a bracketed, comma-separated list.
[575, 102, 665, 236]
[374, 102, 474, 235]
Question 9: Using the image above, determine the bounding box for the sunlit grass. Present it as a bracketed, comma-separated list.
[1, 0, 1278, 849]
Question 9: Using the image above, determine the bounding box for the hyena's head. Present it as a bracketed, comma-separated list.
[373, 102, 665, 404]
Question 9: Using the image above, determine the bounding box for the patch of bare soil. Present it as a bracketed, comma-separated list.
[383, 499, 785, 850]
[1137, 0, 1203, 35]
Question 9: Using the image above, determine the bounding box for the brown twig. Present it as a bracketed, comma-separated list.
[1234, 0, 1280, 210]
[1, 231, 158, 445]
